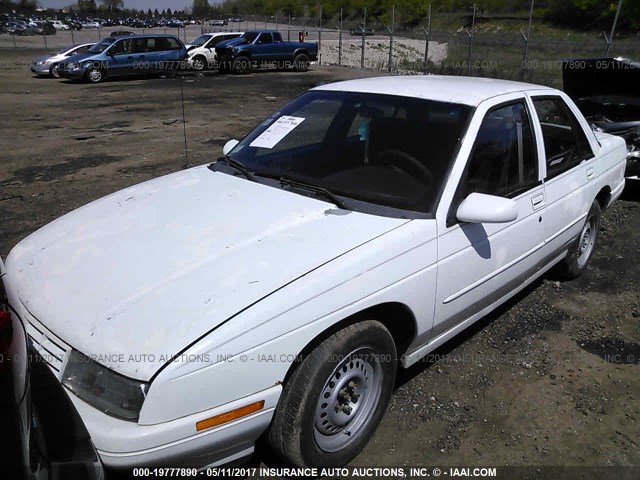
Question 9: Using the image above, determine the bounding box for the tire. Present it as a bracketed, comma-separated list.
[85, 67, 104, 83]
[49, 63, 60, 78]
[232, 56, 251, 74]
[191, 55, 206, 71]
[265, 320, 397, 467]
[292, 53, 309, 72]
[552, 200, 601, 280]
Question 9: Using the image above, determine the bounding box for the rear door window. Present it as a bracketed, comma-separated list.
[532, 97, 593, 179]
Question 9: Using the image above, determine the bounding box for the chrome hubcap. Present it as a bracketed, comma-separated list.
[577, 215, 597, 268]
[89, 69, 101, 82]
[193, 58, 204, 70]
[313, 348, 382, 452]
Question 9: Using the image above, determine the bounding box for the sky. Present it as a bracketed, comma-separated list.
[37, 0, 220, 12]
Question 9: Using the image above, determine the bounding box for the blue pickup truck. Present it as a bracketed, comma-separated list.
[215, 30, 318, 74]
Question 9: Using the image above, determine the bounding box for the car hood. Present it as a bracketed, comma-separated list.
[62, 52, 95, 64]
[7, 165, 408, 380]
[217, 37, 247, 49]
[33, 54, 53, 63]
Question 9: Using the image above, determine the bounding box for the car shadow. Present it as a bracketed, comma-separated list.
[395, 277, 544, 390]
[621, 177, 640, 201]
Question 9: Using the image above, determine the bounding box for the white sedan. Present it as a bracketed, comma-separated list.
[2, 76, 627, 468]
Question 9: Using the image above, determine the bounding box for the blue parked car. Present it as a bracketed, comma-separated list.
[59, 34, 188, 83]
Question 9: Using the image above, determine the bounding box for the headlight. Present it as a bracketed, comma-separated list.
[62, 349, 148, 421]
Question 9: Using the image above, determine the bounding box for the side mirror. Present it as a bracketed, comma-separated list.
[456, 192, 518, 224]
[222, 139, 239, 156]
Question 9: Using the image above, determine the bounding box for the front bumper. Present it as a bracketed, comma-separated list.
[31, 63, 51, 75]
[59, 66, 87, 80]
[65, 384, 281, 468]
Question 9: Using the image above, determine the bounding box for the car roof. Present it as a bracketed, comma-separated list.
[112, 34, 181, 39]
[202, 31, 243, 36]
[244, 30, 280, 34]
[313, 75, 557, 107]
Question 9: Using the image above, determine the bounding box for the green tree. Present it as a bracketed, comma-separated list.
[100, 0, 124, 12]
[193, 0, 210, 17]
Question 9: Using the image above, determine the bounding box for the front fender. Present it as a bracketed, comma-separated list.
[138, 220, 438, 425]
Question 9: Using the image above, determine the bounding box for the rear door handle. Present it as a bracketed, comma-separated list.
[587, 167, 595, 180]
[531, 193, 545, 210]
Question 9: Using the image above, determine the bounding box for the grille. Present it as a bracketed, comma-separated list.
[23, 308, 71, 378]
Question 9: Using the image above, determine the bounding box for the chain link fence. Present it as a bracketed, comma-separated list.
[2, 4, 639, 88]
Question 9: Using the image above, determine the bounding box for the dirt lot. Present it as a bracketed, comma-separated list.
[1, 48, 639, 477]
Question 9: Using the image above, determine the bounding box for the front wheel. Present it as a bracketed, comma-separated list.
[191, 55, 206, 71]
[552, 200, 601, 280]
[85, 67, 104, 83]
[232, 56, 251, 74]
[265, 320, 397, 467]
[49, 63, 60, 78]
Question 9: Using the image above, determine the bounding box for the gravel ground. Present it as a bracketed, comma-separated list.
[320, 37, 447, 71]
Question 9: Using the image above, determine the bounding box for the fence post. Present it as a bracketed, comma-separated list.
[288, 13, 291, 41]
[43, 32, 47, 50]
[423, 4, 431, 74]
[264, 15, 267, 29]
[98, 28, 101, 40]
[521, 0, 534, 70]
[361, 6, 367, 69]
[387, 5, 395, 72]
[465, 4, 476, 75]
[604, 0, 623, 55]
[318, 7, 322, 66]
[338, 8, 343, 66]
[71, 28, 75, 44]
[276, 14, 278, 31]
[184, 27, 187, 44]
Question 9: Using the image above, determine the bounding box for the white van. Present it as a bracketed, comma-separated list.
[185, 31, 242, 70]
[51, 20, 70, 30]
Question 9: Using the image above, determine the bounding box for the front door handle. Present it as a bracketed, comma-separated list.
[531, 193, 545, 210]
[587, 167, 595, 180]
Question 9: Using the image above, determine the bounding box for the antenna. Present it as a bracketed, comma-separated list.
[180, 73, 189, 169]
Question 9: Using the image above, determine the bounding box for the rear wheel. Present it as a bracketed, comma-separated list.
[265, 320, 397, 467]
[552, 200, 601, 280]
[293, 53, 309, 72]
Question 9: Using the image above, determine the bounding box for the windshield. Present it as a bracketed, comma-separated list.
[88, 37, 115, 53]
[226, 91, 472, 214]
[190, 34, 210, 46]
[241, 32, 259, 43]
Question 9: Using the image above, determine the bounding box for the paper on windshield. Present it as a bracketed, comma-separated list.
[249, 116, 305, 149]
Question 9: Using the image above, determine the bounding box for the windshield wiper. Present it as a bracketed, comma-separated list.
[213, 155, 256, 181]
[279, 176, 348, 210]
